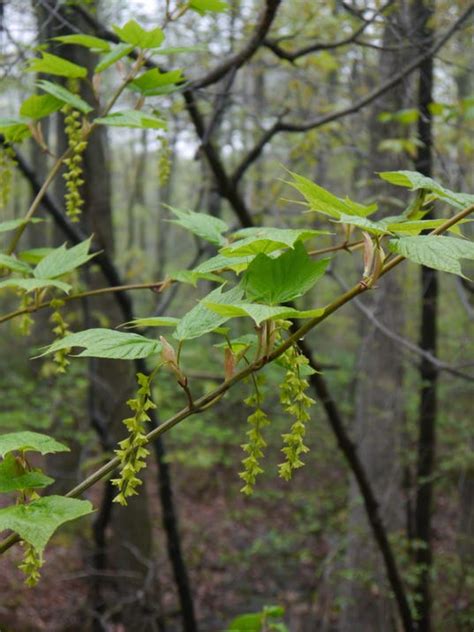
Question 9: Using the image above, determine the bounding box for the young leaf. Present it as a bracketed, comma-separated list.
[0, 278, 72, 293]
[122, 317, 180, 329]
[18, 248, 54, 264]
[221, 227, 329, 257]
[194, 253, 253, 274]
[174, 285, 244, 340]
[37, 328, 162, 360]
[36, 80, 93, 114]
[389, 236, 474, 278]
[287, 171, 377, 218]
[0, 496, 92, 554]
[0, 117, 31, 142]
[242, 241, 329, 304]
[53, 34, 111, 52]
[335, 213, 391, 236]
[0, 431, 69, 458]
[379, 170, 474, 210]
[0, 218, 43, 234]
[169, 270, 224, 286]
[0, 454, 54, 493]
[20, 94, 63, 120]
[129, 69, 184, 96]
[387, 218, 470, 235]
[205, 302, 325, 326]
[94, 110, 166, 130]
[167, 206, 229, 246]
[112, 20, 165, 49]
[0, 254, 32, 275]
[33, 237, 97, 279]
[189, 0, 229, 13]
[95, 43, 134, 73]
[26, 52, 87, 79]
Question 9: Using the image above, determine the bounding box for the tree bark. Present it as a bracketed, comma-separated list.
[411, 2, 436, 630]
[341, 6, 412, 630]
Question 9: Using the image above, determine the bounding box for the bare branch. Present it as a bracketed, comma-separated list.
[264, 0, 395, 62]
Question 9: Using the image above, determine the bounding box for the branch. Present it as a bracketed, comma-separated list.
[72, 0, 281, 91]
[330, 271, 474, 383]
[264, 0, 395, 62]
[277, 3, 474, 133]
[187, 0, 282, 90]
[234, 3, 474, 178]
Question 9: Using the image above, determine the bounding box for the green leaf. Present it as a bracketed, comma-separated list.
[53, 34, 111, 52]
[167, 206, 229, 246]
[0, 495, 93, 553]
[214, 333, 258, 353]
[174, 285, 244, 341]
[26, 52, 87, 79]
[0, 117, 31, 142]
[227, 613, 262, 631]
[113, 20, 165, 49]
[33, 237, 97, 279]
[169, 270, 224, 286]
[189, 0, 229, 14]
[0, 454, 54, 493]
[129, 68, 184, 96]
[0, 431, 69, 458]
[204, 302, 325, 326]
[389, 236, 474, 278]
[287, 171, 377, 218]
[20, 94, 63, 120]
[335, 213, 391, 236]
[387, 218, 470, 235]
[221, 227, 329, 256]
[0, 278, 72, 293]
[36, 80, 93, 114]
[379, 170, 474, 210]
[123, 316, 180, 329]
[95, 43, 134, 73]
[0, 218, 43, 234]
[94, 110, 166, 130]
[38, 328, 162, 360]
[18, 248, 54, 264]
[0, 254, 32, 275]
[242, 241, 329, 304]
[194, 254, 253, 274]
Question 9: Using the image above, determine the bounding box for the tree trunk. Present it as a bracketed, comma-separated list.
[411, 2, 436, 630]
[341, 6, 412, 630]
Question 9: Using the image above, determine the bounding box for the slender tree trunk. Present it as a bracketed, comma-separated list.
[411, 2, 436, 630]
[341, 6, 412, 631]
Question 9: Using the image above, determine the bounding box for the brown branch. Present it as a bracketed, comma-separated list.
[234, 3, 473, 179]
[264, 0, 395, 62]
[187, 0, 282, 90]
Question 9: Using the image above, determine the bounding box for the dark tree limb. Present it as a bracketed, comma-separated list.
[187, 0, 281, 90]
[236, 3, 473, 179]
[264, 0, 395, 61]
[297, 337, 415, 632]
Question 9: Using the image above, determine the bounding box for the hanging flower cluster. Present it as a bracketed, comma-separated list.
[112, 372, 155, 506]
[0, 144, 16, 209]
[62, 106, 87, 222]
[239, 377, 270, 495]
[278, 344, 315, 480]
[19, 543, 43, 587]
[49, 299, 70, 374]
